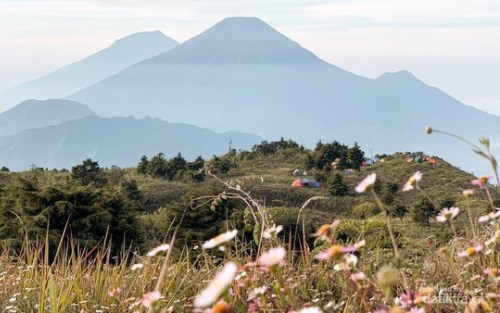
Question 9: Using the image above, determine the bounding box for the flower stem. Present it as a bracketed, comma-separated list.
[465, 197, 477, 238]
[371, 190, 400, 260]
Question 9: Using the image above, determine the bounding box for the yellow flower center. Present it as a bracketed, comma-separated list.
[211, 301, 231, 313]
[479, 176, 489, 184]
[317, 224, 332, 236]
[328, 245, 344, 260]
[465, 247, 478, 256]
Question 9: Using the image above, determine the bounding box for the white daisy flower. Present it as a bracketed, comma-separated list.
[194, 262, 238, 308]
[402, 171, 422, 192]
[202, 230, 238, 249]
[146, 244, 170, 257]
[355, 173, 377, 193]
[436, 207, 460, 223]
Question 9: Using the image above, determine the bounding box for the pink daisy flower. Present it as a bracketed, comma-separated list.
[355, 174, 377, 193]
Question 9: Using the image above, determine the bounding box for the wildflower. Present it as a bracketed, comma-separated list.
[235, 270, 247, 281]
[471, 176, 492, 189]
[398, 287, 433, 309]
[402, 171, 422, 192]
[258, 247, 286, 268]
[485, 230, 500, 246]
[436, 207, 459, 222]
[350, 272, 366, 281]
[194, 262, 238, 308]
[130, 263, 144, 271]
[334, 254, 358, 271]
[390, 307, 406, 313]
[463, 189, 474, 197]
[208, 300, 232, 313]
[146, 244, 170, 257]
[248, 299, 261, 313]
[457, 245, 482, 258]
[478, 210, 500, 223]
[263, 224, 283, 239]
[248, 286, 266, 301]
[355, 173, 376, 193]
[312, 219, 340, 241]
[108, 287, 122, 297]
[398, 291, 415, 306]
[140, 290, 161, 308]
[424, 126, 433, 134]
[202, 230, 238, 249]
[315, 240, 365, 261]
[484, 268, 500, 283]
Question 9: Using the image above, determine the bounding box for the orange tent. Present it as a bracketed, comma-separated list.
[292, 178, 320, 187]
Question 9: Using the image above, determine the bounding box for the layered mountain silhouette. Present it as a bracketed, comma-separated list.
[0, 115, 262, 170]
[0, 99, 96, 136]
[0, 31, 179, 111]
[66, 17, 499, 174]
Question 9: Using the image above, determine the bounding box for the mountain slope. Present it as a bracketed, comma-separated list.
[66, 17, 500, 174]
[68, 17, 368, 136]
[0, 99, 96, 136]
[0, 116, 262, 170]
[0, 31, 179, 111]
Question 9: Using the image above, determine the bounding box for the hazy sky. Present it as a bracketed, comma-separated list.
[1, 0, 499, 115]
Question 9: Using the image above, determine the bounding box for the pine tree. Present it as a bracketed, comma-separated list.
[328, 173, 349, 196]
[147, 153, 168, 178]
[71, 159, 105, 186]
[411, 197, 436, 226]
[137, 155, 149, 174]
[348, 142, 365, 170]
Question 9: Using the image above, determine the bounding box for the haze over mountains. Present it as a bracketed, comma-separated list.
[0, 31, 179, 110]
[0, 99, 96, 136]
[0, 17, 498, 173]
[65, 17, 499, 174]
[0, 113, 262, 170]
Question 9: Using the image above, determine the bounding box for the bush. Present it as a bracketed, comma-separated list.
[333, 219, 398, 250]
[352, 202, 381, 219]
[266, 207, 333, 246]
[411, 197, 436, 226]
[328, 173, 349, 196]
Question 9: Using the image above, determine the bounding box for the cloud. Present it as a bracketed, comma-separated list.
[303, 0, 500, 28]
[0, 0, 499, 113]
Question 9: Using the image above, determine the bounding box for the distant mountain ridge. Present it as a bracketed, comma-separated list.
[0, 115, 262, 170]
[0, 31, 179, 111]
[0, 17, 497, 173]
[0, 99, 96, 136]
[66, 17, 500, 174]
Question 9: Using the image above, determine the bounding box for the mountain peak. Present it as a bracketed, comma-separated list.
[0, 99, 96, 136]
[0, 30, 179, 111]
[215, 16, 271, 28]
[150, 16, 321, 65]
[111, 30, 178, 48]
[377, 70, 418, 81]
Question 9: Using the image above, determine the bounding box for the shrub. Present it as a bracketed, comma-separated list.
[328, 173, 349, 196]
[352, 202, 381, 219]
[333, 219, 398, 250]
[411, 197, 437, 226]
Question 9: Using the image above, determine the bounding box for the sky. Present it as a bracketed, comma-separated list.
[1, 0, 499, 115]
